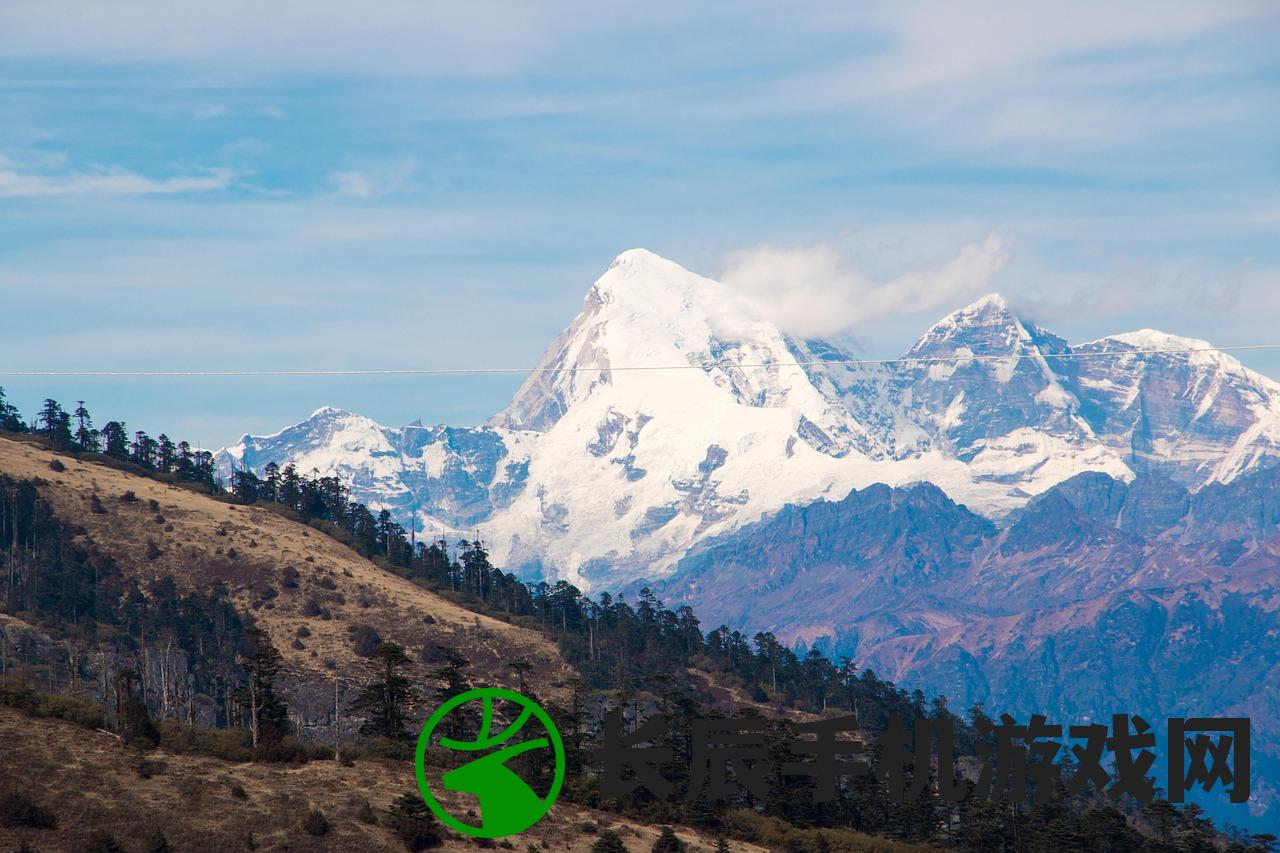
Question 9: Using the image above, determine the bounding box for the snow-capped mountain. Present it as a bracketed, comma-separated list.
[217, 248, 1280, 590]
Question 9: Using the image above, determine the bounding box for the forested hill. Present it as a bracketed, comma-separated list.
[0, 393, 941, 721]
[1, 390, 1272, 852]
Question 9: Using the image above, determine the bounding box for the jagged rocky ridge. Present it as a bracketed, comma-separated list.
[656, 465, 1280, 821]
[219, 249, 1280, 591]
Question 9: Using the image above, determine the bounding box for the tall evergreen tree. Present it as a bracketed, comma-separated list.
[131, 430, 158, 468]
[352, 642, 418, 741]
[115, 669, 159, 746]
[36, 399, 73, 447]
[0, 386, 24, 432]
[72, 401, 99, 452]
[156, 434, 176, 472]
[433, 646, 472, 697]
[100, 421, 130, 459]
[652, 826, 685, 853]
[591, 830, 627, 853]
[237, 627, 289, 749]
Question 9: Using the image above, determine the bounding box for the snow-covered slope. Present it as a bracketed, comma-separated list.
[216, 249, 1280, 590]
[1072, 329, 1280, 486]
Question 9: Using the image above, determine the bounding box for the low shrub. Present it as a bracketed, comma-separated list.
[141, 826, 171, 853]
[0, 790, 57, 829]
[302, 808, 330, 836]
[0, 677, 103, 729]
[83, 829, 125, 852]
[348, 623, 382, 657]
[385, 793, 442, 851]
[158, 721, 252, 762]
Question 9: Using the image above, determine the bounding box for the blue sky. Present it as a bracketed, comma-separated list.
[1, 1, 1278, 448]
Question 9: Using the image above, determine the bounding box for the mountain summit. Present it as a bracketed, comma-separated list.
[218, 250, 1280, 589]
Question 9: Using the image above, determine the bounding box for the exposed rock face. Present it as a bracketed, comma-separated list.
[218, 250, 1280, 590]
[653, 467, 1280, 825]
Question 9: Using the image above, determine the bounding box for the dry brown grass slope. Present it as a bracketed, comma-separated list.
[0, 435, 573, 699]
[0, 706, 770, 853]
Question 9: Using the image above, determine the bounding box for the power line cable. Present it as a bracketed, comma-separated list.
[1, 344, 1278, 378]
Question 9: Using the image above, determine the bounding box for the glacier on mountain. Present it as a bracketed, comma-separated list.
[217, 248, 1280, 591]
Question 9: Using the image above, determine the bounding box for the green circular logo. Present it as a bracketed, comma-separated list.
[414, 687, 564, 838]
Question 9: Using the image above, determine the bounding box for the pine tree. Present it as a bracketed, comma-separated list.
[175, 441, 194, 478]
[36, 399, 73, 447]
[116, 669, 159, 746]
[591, 830, 627, 853]
[100, 421, 130, 459]
[652, 826, 685, 853]
[384, 792, 442, 851]
[237, 627, 289, 750]
[263, 461, 281, 502]
[0, 386, 24, 432]
[73, 401, 99, 452]
[131, 430, 158, 468]
[351, 642, 418, 741]
[433, 645, 472, 697]
[509, 656, 532, 693]
[156, 434, 176, 472]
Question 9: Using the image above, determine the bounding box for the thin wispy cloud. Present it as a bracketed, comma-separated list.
[0, 1, 1276, 441]
[721, 235, 1009, 338]
[0, 157, 232, 198]
[192, 104, 284, 121]
[192, 104, 229, 120]
[0, 1, 572, 77]
[330, 158, 418, 200]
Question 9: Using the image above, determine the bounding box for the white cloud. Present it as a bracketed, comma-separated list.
[192, 104, 286, 121]
[329, 158, 418, 199]
[192, 104, 229, 120]
[0, 1, 574, 77]
[720, 235, 1009, 338]
[753, 1, 1273, 107]
[330, 171, 373, 199]
[0, 162, 232, 198]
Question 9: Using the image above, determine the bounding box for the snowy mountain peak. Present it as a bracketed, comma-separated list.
[608, 247, 681, 272]
[959, 291, 1010, 313]
[493, 248, 828, 433]
[1104, 328, 1212, 351]
[307, 405, 356, 421]
[941, 291, 1019, 327]
[220, 252, 1280, 592]
[590, 247, 731, 316]
[906, 290, 1057, 364]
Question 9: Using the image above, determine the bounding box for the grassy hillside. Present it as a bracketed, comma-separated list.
[0, 705, 807, 853]
[0, 434, 572, 699]
[1, 428, 1253, 852]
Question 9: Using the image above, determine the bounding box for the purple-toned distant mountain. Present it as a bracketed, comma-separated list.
[217, 248, 1280, 822]
[657, 466, 1280, 821]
